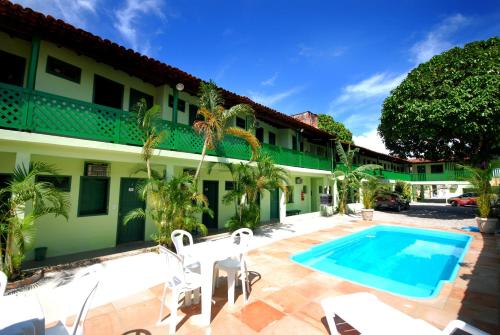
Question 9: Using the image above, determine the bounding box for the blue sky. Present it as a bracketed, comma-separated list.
[14, 0, 500, 152]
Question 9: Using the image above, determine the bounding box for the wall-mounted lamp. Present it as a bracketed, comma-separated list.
[175, 83, 184, 91]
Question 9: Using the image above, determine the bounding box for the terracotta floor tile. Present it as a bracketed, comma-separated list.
[264, 286, 310, 314]
[86, 303, 116, 319]
[209, 313, 257, 335]
[84, 310, 122, 335]
[260, 315, 326, 335]
[117, 298, 162, 332]
[293, 301, 330, 333]
[112, 290, 157, 310]
[235, 299, 285, 332]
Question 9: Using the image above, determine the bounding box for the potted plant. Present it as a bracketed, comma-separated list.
[361, 178, 379, 221]
[459, 164, 497, 234]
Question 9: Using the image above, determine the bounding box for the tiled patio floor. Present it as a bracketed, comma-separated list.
[77, 221, 498, 334]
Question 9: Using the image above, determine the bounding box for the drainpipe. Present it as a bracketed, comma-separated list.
[26, 35, 40, 90]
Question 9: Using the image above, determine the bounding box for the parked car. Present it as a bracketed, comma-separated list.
[447, 193, 478, 207]
[375, 192, 410, 212]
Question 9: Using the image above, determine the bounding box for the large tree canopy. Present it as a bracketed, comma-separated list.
[318, 114, 353, 142]
[379, 37, 500, 164]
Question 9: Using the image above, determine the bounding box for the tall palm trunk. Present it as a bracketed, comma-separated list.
[194, 137, 209, 182]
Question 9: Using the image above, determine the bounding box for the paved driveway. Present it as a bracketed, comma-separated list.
[371, 202, 477, 228]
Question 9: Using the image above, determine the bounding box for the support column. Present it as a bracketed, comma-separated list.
[279, 189, 287, 223]
[172, 87, 179, 124]
[165, 164, 175, 180]
[333, 178, 338, 209]
[26, 36, 41, 90]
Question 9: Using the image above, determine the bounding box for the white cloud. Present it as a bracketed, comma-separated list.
[410, 14, 469, 64]
[113, 0, 165, 52]
[249, 86, 304, 106]
[353, 128, 389, 154]
[261, 72, 278, 86]
[335, 72, 407, 105]
[13, 0, 98, 28]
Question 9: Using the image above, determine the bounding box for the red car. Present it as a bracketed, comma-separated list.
[447, 193, 478, 207]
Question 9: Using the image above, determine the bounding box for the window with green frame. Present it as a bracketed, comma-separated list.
[168, 95, 186, 112]
[78, 176, 110, 216]
[46, 56, 81, 84]
[129, 88, 153, 110]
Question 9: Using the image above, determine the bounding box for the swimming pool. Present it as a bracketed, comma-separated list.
[291, 225, 472, 298]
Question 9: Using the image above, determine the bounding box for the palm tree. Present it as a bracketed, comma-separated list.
[193, 81, 260, 181]
[0, 162, 69, 279]
[332, 141, 382, 214]
[124, 172, 210, 247]
[210, 154, 289, 230]
[129, 98, 165, 178]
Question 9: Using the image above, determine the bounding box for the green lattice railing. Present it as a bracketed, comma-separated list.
[334, 163, 471, 182]
[260, 144, 331, 170]
[0, 82, 330, 171]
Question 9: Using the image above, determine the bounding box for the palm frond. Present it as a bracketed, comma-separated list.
[225, 127, 261, 159]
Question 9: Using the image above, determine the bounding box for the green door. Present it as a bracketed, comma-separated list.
[117, 178, 145, 244]
[202, 180, 219, 229]
[270, 188, 280, 220]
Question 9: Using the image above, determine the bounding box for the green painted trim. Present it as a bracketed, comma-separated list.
[26, 36, 41, 90]
[116, 177, 146, 245]
[172, 88, 179, 124]
[77, 176, 111, 217]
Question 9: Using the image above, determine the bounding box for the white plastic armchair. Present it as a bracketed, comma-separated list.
[171, 229, 194, 256]
[214, 228, 253, 306]
[171, 230, 200, 271]
[158, 246, 202, 335]
[0, 271, 7, 296]
[46, 264, 103, 335]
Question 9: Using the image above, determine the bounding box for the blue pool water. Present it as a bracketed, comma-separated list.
[291, 225, 472, 298]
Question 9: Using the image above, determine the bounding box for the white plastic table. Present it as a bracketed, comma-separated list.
[184, 238, 242, 326]
[0, 294, 45, 335]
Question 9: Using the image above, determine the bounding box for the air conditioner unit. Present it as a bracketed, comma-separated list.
[85, 163, 109, 177]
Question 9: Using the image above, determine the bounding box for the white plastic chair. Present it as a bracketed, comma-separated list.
[0, 271, 6, 296]
[321, 292, 489, 335]
[213, 228, 253, 306]
[158, 246, 202, 335]
[46, 264, 103, 335]
[171, 230, 200, 271]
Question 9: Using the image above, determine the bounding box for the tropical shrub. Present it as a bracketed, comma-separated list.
[395, 180, 412, 201]
[125, 173, 210, 247]
[210, 154, 289, 231]
[0, 162, 69, 280]
[361, 178, 380, 209]
[332, 141, 382, 214]
[458, 164, 494, 218]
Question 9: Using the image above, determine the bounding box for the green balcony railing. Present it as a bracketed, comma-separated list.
[333, 163, 470, 182]
[260, 144, 331, 171]
[0, 82, 331, 171]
